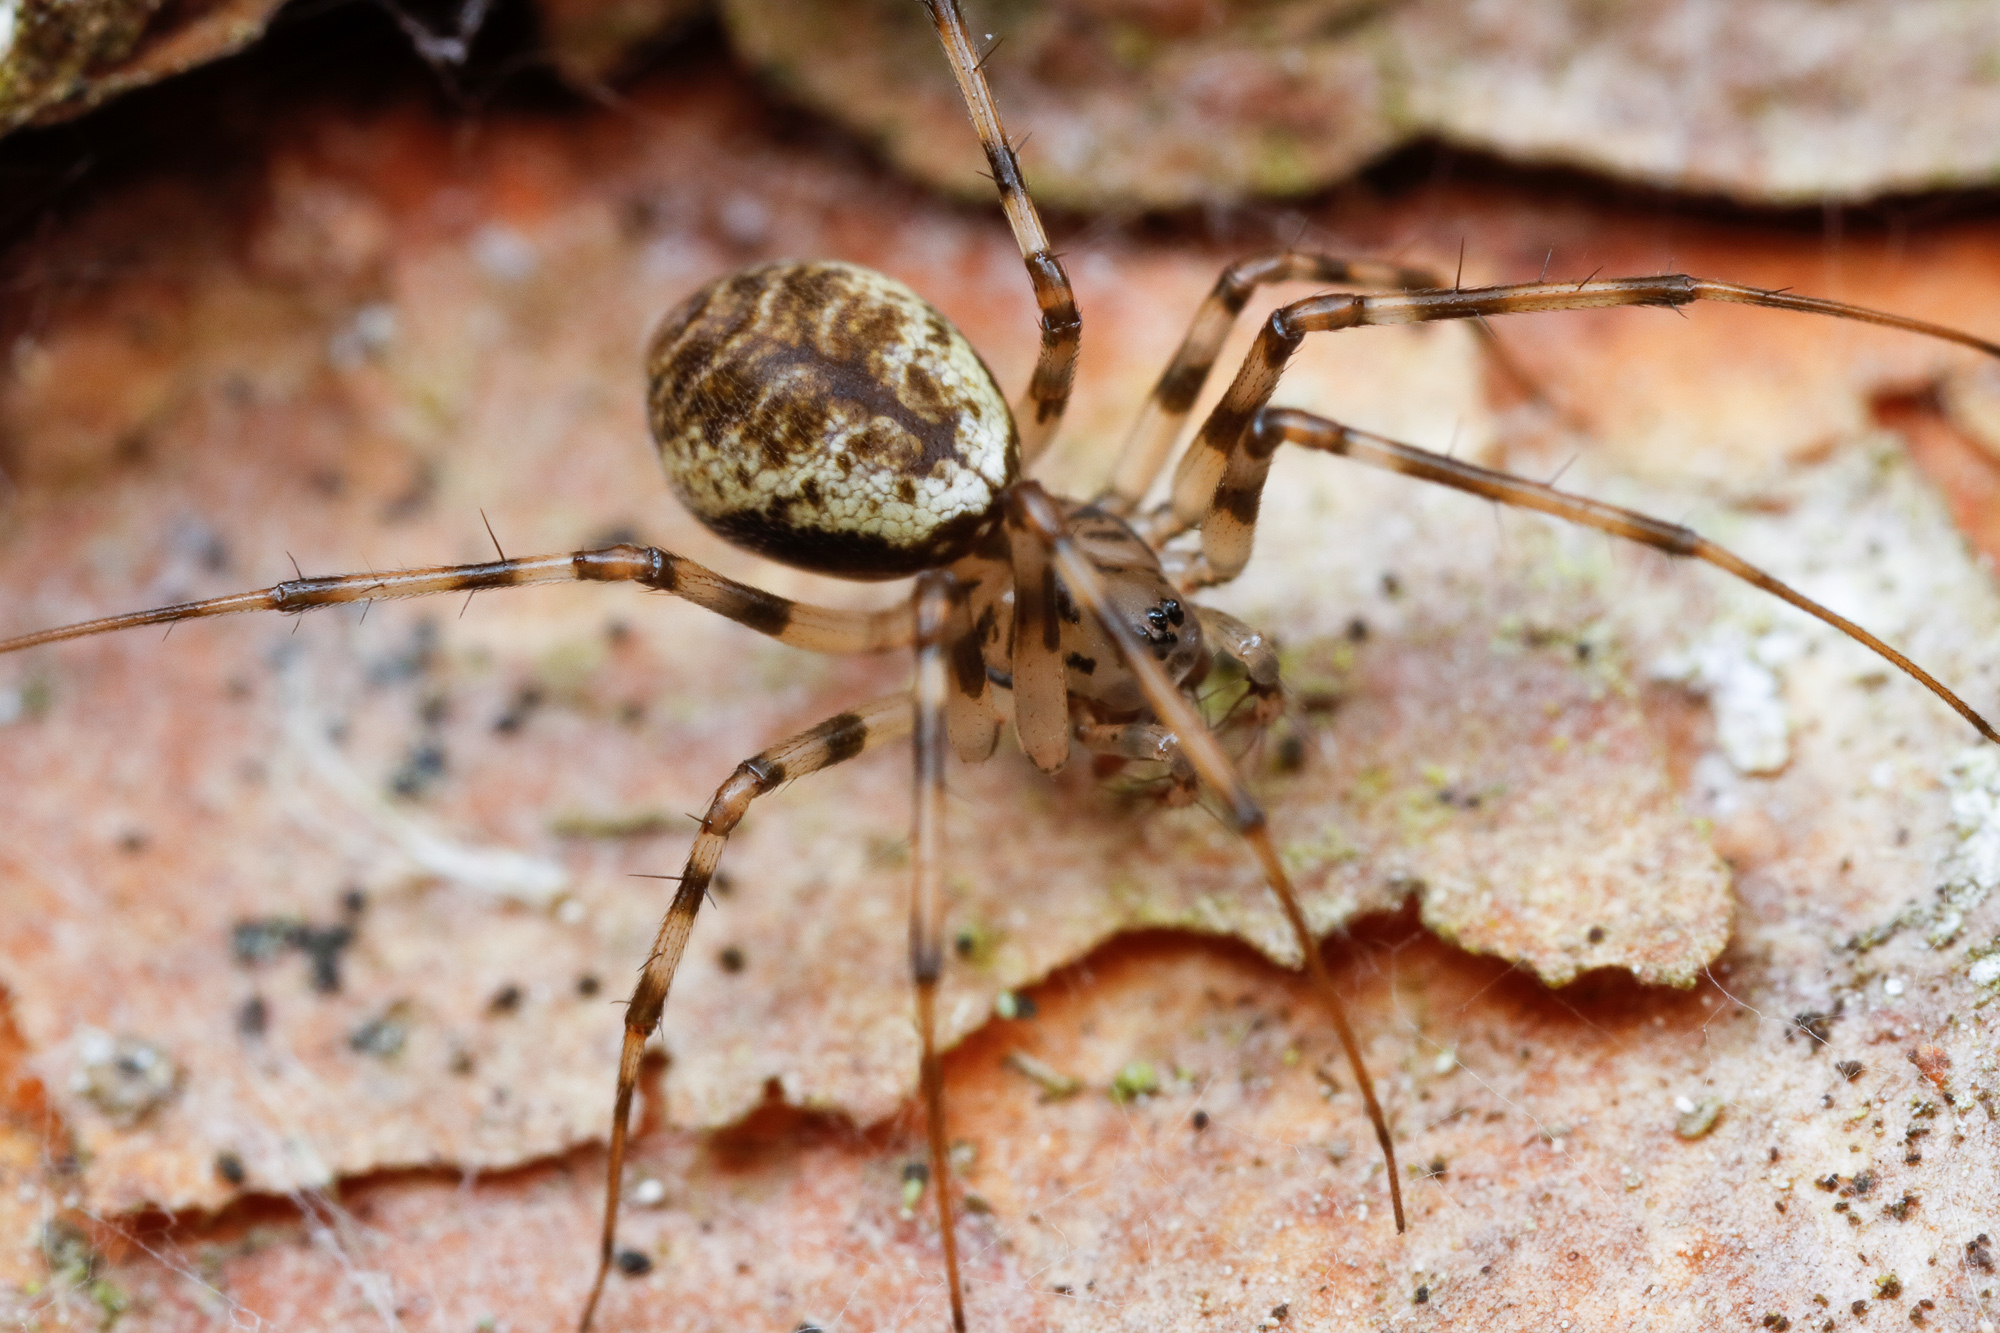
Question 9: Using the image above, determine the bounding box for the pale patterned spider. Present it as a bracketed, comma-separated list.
[5, 4, 2000, 1330]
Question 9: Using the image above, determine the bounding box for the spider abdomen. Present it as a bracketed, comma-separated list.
[647, 260, 1019, 579]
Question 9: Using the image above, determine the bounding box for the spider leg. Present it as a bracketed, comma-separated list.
[1074, 720, 1198, 799]
[1007, 480, 1407, 1233]
[943, 569, 1003, 762]
[0, 543, 913, 657]
[1106, 251, 1484, 511]
[909, 571, 968, 1331]
[1230, 406, 2000, 744]
[1006, 511, 1073, 771]
[1192, 605, 1281, 692]
[580, 692, 915, 1332]
[922, 0, 1079, 465]
[1165, 273, 2000, 570]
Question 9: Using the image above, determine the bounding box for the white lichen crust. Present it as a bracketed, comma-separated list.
[647, 260, 1018, 578]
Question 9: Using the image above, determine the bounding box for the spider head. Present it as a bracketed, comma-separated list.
[647, 260, 1017, 580]
[1059, 506, 1207, 710]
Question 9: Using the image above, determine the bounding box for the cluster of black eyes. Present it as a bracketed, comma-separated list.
[1141, 598, 1186, 646]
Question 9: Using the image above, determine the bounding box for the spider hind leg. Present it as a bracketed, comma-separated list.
[582, 692, 915, 1331]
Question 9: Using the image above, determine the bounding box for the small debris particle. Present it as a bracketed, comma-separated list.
[1110, 1060, 1160, 1103]
[1675, 1096, 1724, 1140]
[718, 946, 746, 974]
[1003, 1050, 1081, 1100]
[614, 1249, 652, 1277]
[74, 1032, 179, 1124]
[1763, 1316, 1792, 1330]
[1191, 1108, 1210, 1130]
[962, 1192, 994, 1214]
[1622, 1169, 1644, 1191]
[1795, 1011, 1838, 1044]
[629, 1178, 667, 1207]
[1883, 977, 1905, 997]
[1886, 1194, 1919, 1221]
[1414, 1285, 1430, 1304]
[214, 1152, 246, 1186]
[231, 918, 296, 966]
[349, 1009, 408, 1059]
[389, 740, 448, 798]
[488, 984, 523, 1014]
[901, 1160, 929, 1212]
[577, 975, 601, 997]
[1837, 1060, 1865, 1082]
[994, 990, 1037, 1020]
[1876, 1274, 1902, 1298]
[1270, 1302, 1290, 1322]
[1967, 1234, 1993, 1271]
[1587, 926, 1606, 944]
[1905, 1044, 1951, 1089]
[237, 995, 269, 1037]
[492, 684, 545, 734]
[1853, 1301, 1869, 1316]
[290, 922, 356, 993]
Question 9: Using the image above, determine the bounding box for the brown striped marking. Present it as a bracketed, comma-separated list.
[648, 261, 1017, 580]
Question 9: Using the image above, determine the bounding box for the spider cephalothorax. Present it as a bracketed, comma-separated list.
[5, 2, 2000, 1330]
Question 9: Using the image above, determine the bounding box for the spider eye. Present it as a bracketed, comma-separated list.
[1162, 599, 1184, 626]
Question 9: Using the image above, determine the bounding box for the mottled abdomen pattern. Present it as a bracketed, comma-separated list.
[647, 261, 1018, 579]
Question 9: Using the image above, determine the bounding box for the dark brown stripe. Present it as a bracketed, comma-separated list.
[984, 140, 1027, 198]
[1155, 359, 1209, 413]
[820, 712, 869, 765]
[1197, 404, 1252, 455]
[950, 622, 987, 699]
[720, 585, 794, 637]
[746, 758, 786, 791]
[1219, 485, 1262, 526]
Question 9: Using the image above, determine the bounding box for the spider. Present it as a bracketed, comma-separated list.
[4, 3, 2000, 1329]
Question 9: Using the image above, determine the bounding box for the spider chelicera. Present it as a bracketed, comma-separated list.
[4, 3, 2000, 1329]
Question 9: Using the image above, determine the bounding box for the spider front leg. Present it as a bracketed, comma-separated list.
[909, 571, 970, 1331]
[1007, 482, 1407, 1233]
[1165, 272, 2000, 575]
[922, 0, 1079, 465]
[1105, 250, 1521, 511]
[0, 543, 914, 656]
[581, 692, 914, 1331]
[1226, 406, 2000, 745]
